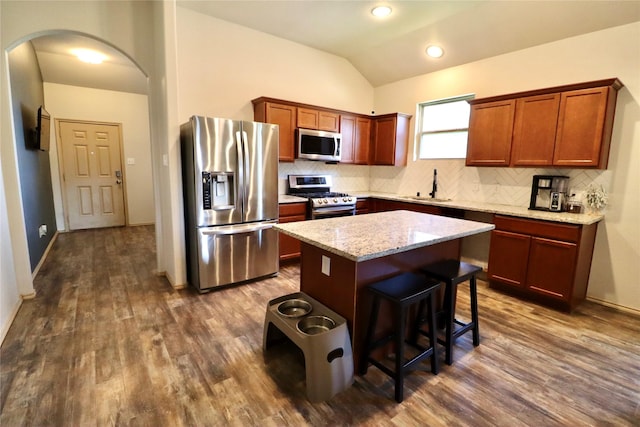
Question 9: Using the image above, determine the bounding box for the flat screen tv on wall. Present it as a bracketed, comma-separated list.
[35, 105, 51, 151]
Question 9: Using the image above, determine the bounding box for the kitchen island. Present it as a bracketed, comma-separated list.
[274, 210, 494, 372]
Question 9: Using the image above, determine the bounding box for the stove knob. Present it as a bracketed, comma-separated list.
[333, 198, 338, 203]
[323, 198, 328, 204]
[348, 197, 353, 202]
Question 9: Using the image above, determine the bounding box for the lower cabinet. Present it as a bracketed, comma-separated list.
[369, 198, 465, 218]
[278, 203, 306, 262]
[488, 230, 530, 287]
[371, 199, 441, 215]
[488, 215, 597, 311]
[355, 199, 369, 215]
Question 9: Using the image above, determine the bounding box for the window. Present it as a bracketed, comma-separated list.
[416, 94, 474, 159]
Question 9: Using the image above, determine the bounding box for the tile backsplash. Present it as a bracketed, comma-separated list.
[279, 159, 611, 208]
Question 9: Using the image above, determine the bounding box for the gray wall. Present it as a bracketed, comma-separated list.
[8, 41, 56, 271]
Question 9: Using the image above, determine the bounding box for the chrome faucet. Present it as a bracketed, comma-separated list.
[429, 169, 438, 198]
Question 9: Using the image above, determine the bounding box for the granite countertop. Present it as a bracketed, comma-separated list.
[278, 194, 308, 204]
[274, 210, 495, 262]
[358, 192, 604, 226]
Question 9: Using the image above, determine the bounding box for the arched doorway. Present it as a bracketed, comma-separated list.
[5, 30, 157, 295]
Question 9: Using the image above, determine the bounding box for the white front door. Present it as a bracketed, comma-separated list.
[58, 120, 125, 230]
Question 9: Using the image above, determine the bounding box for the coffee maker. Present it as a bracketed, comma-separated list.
[529, 175, 570, 212]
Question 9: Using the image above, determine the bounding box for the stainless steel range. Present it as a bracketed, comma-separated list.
[287, 175, 356, 219]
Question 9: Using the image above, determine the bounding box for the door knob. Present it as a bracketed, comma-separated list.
[115, 170, 122, 184]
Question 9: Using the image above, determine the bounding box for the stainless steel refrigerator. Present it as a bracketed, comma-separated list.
[180, 116, 279, 292]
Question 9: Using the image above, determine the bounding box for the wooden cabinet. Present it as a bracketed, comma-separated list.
[371, 113, 412, 166]
[253, 97, 410, 166]
[369, 198, 465, 219]
[488, 230, 531, 287]
[510, 94, 560, 166]
[526, 237, 577, 299]
[253, 99, 297, 162]
[278, 203, 307, 261]
[355, 199, 369, 215]
[370, 199, 442, 215]
[340, 114, 371, 165]
[488, 215, 597, 311]
[466, 78, 622, 169]
[466, 100, 515, 166]
[354, 117, 372, 164]
[553, 86, 617, 168]
[339, 115, 356, 164]
[298, 108, 340, 132]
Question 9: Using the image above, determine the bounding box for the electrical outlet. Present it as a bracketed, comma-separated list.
[38, 224, 47, 238]
[321, 255, 331, 276]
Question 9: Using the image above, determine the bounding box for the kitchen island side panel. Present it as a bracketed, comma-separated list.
[299, 239, 460, 373]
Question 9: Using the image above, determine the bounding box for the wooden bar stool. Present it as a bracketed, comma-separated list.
[360, 272, 441, 403]
[418, 259, 481, 365]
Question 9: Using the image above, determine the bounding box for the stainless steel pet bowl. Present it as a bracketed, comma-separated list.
[277, 299, 312, 318]
[297, 315, 336, 335]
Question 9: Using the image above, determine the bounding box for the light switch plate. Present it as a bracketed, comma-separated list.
[321, 255, 330, 276]
[127, 158, 135, 165]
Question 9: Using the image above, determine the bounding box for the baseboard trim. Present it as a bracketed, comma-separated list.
[32, 231, 59, 279]
[155, 269, 187, 290]
[586, 296, 640, 316]
[0, 298, 23, 346]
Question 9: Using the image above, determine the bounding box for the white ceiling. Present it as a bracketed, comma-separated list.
[28, 1, 640, 94]
[30, 33, 148, 94]
[179, 0, 640, 86]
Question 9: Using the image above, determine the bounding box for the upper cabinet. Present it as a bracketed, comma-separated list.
[466, 100, 515, 166]
[253, 99, 297, 162]
[553, 86, 617, 168]
[297, 107, 340, 132]
[371, 113, 412, 166]
[340, 114, 371, 165]
[511, 94, 560, 166]
[466, 78, 622, 169]
[253, 97, 409, 166]
[354, 117, 372, 164]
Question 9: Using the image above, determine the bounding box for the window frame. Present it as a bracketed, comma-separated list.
[415, 93, 475, 160]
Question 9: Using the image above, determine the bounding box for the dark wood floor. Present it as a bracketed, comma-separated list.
[1, 225, 638, 426]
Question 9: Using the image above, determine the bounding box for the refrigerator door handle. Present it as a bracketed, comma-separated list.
[200, 221, 276, 236]
[236, 129, 251, 221]
[242, 130, 251, 186]
[235, 130, 245, 213]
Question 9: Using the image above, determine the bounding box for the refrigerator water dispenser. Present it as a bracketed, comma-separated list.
[202, 171, 235, 210]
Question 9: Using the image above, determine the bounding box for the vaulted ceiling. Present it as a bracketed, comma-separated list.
[28, 1, 640, 93]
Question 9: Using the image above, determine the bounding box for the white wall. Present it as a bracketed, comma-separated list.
[373, 22, 640, 311]
[0, 0, 168, 341]
[175, 8, 374, 123]
[44, 83, 155, 228]
[170, 7, 376, 284]
[0, 152, 20, 342]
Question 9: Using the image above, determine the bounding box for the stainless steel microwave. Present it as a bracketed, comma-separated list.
[297, 128, 342, 162]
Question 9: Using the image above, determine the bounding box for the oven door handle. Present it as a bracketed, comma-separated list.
[312, 205, 356, 217]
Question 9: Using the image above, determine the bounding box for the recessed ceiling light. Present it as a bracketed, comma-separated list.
[70, 48, 106, 64]
[425, 45, 444, 59]
[371, 5, 392, 17]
